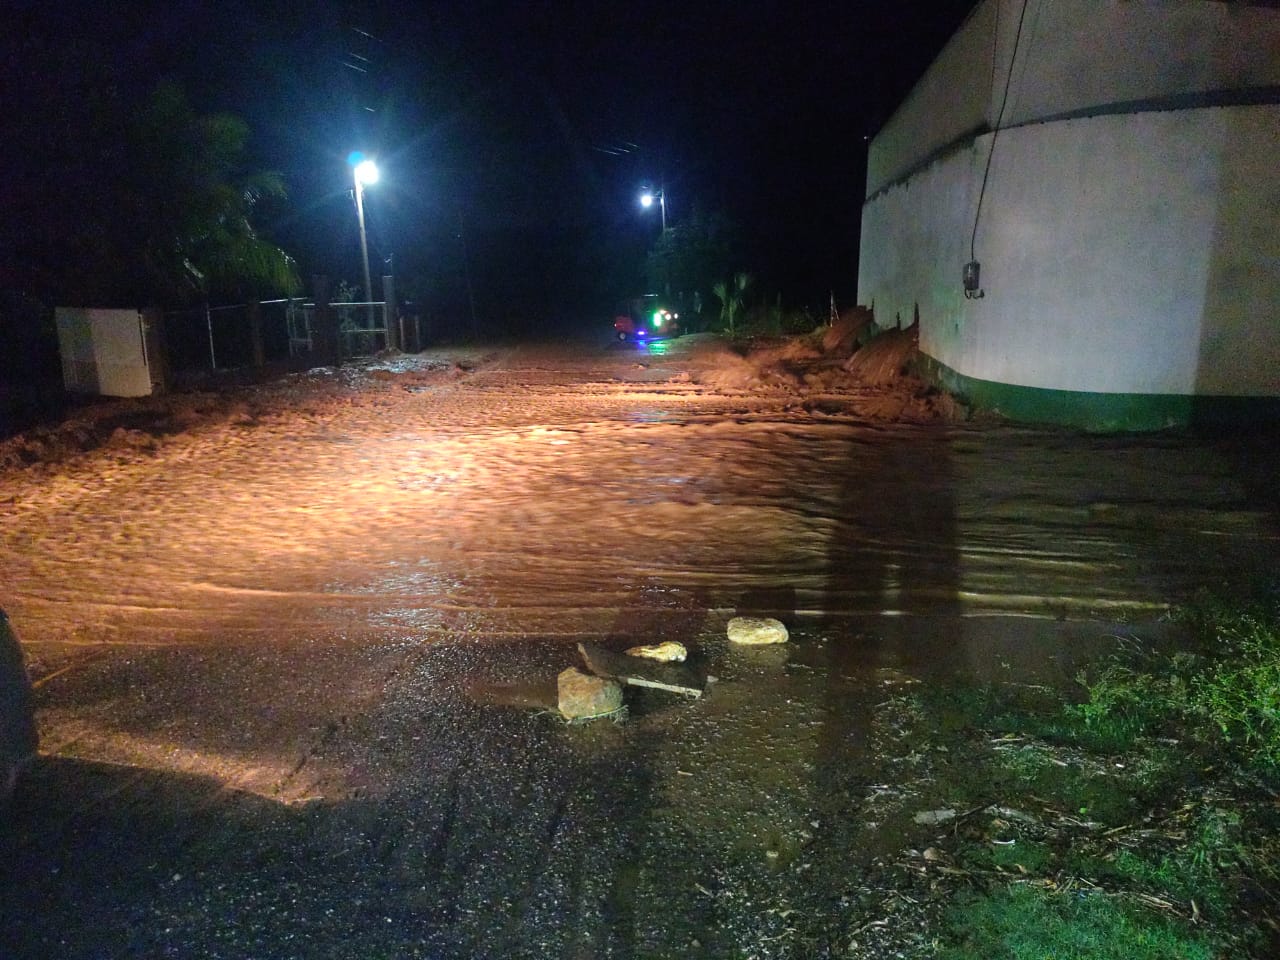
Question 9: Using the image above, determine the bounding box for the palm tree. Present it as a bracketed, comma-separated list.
[712, 272, 753, 336]
[128, 82, 300, 302]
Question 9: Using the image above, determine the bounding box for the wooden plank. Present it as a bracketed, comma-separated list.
[577, 642, 704, 697]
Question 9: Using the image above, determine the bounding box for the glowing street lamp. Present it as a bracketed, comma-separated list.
[354, 158, 379, 186]
[349, 152, 380, 325]
[639, 186, 666, 232]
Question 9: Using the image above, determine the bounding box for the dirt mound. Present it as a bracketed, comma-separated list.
[843, 323, 918, 385]
[821, 306, 874, 356]
[687, 323, 966, 423]
[0, 350, 498, 473]
[685, 340, 768, 390]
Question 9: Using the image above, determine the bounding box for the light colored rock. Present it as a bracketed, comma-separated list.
[913, 808, 957, 826]
[579, 642, 703, 697]
[624, 641, 687, 662]
[726, 616, 789, 646]
[557, 667, 623, 720]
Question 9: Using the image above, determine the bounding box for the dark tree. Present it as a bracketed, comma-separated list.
[125, 82, 300, 303]
[643, 209, 740, 329]
[0, 39, 297, 308]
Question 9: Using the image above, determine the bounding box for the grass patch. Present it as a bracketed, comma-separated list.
[921, 582, 1280, 958]
[954, 837, 1054, 875]
[1097, 805, 1248, 919]
[1070, 583, 1280, 775]
[939, 886, 1216, 960]
[935, 582, 1280, 776]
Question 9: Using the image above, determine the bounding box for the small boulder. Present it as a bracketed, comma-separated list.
[625, 641, 687, 663]
[726, 617, 789, 646]
[557, 667, 623, 720]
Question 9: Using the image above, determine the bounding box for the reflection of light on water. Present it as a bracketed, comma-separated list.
[56, 740, 316, 804]
[880, 561, 903, 616]
[528, 427, 576, 445]
[8, 345, 1250, 655]
[628, 410, 675, 424]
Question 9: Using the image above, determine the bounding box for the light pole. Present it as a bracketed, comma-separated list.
[639, 186, 666, 232]
[350, 154, 380, 326]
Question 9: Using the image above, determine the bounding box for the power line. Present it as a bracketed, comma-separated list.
[969, 0, 1031, 263]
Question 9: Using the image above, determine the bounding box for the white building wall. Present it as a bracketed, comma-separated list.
[859, 103, 1280, 398]
[868, 0, 1280, 196]
[866, 0, 996, 197]
[859, 0, 1280, 422]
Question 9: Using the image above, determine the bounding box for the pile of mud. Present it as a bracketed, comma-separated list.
[0, 331, 966, 474]
[0, 397, 221, 472]
[0, 352, 485, 473]
[691, 321, 967, 423]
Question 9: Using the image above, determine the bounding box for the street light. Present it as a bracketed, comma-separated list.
[639, 186, 666, 232]
[350, 153, 380, 326]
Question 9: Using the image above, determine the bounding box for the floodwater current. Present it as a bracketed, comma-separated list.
[1, 339, 1276, 958]
[5, 341, 1271, 646]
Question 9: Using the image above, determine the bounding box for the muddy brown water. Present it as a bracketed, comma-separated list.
[1, 338, 1276, 958]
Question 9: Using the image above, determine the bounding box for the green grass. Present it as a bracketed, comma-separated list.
[1069, 585, 1280, 776]
[927, 582, 1280, 958]
[939, 886, 1216, 960]
[1188, 614, 1280, 772]
[939, 582, 1280, 776]
[1104, 806, 1246, 918]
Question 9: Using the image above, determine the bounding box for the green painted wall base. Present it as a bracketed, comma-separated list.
[918, 354, 1280, 432]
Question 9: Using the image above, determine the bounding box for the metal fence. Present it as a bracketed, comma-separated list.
[285, 300, 314, 357]
[286, 301, 392, 359]
[335, 301, 391, 359]
[166, 298, 392, 375]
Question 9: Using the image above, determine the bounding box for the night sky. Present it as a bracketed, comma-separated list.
[4, 0, 974, 333]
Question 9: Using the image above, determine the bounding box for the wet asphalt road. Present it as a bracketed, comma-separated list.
[1, 338, 1276, 958]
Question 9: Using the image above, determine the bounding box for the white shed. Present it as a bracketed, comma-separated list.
[55, 308, 165, 398]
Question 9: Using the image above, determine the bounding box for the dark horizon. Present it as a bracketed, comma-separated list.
[2, 0, 975, 332]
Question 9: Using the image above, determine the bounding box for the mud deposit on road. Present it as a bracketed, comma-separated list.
[2, 337, 1277, 957]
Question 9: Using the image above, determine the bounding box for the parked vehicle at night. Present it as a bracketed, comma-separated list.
[612, 295, 681, 342]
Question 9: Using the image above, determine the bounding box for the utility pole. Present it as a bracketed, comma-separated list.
[355, 174, 375, 328]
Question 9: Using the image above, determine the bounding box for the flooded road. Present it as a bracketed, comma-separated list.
[2, 337, 1276, 957]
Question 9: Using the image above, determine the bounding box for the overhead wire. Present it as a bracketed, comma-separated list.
[969, 0, 1032, 264]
